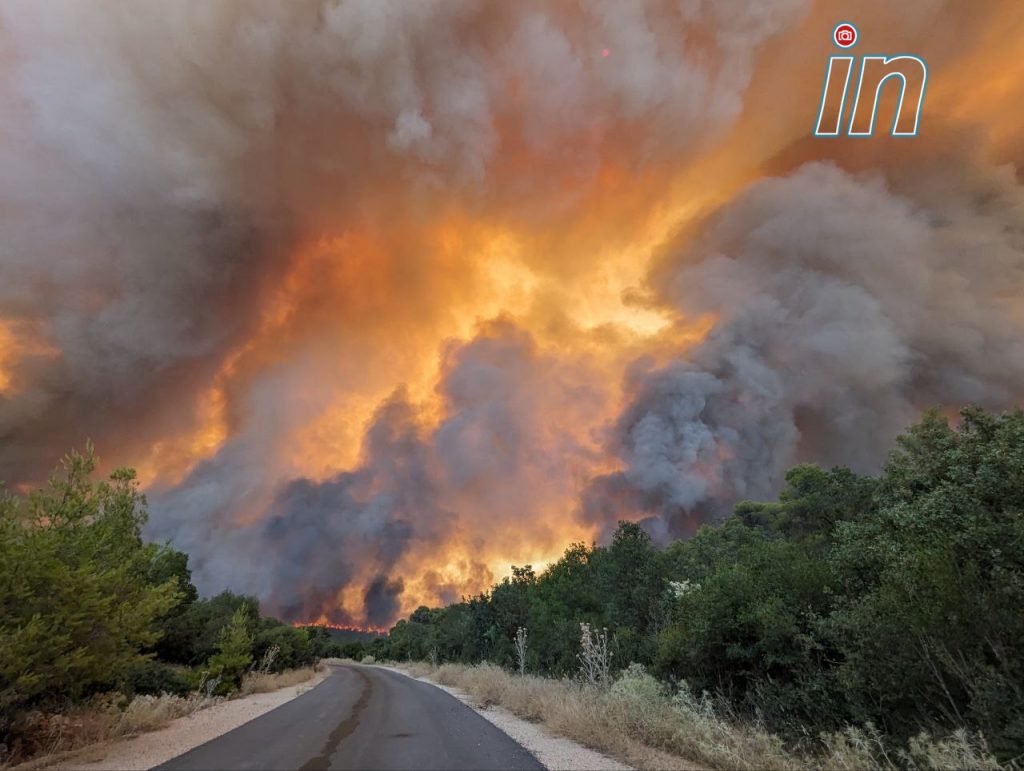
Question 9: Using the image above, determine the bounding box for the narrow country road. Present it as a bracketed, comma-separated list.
[156, 664, 544, 771]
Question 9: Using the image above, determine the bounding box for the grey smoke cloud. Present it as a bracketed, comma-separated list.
[586, 159, 1024, 540]
[254, 391, 445, 624]
[363, 575, 405, 629]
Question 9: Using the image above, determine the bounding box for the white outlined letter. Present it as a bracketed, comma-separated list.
[848, 55, 928, 136]
[814, 56, 855, 136]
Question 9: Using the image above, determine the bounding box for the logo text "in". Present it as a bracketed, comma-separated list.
[814, 23, 927, 137]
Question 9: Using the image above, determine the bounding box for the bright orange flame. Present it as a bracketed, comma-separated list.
[293, 620, 386, 635]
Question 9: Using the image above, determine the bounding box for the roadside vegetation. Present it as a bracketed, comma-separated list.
[363, 408, 1024, 769]
[0, 446, 336, 766]
[398, 661, 999, 771]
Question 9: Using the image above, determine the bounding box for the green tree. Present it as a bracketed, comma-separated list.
[158, 591, 260, 666]
[206, 605, 254, 693]
[488, 566, 536, 667]
[596, 522, 664, 666]
[0, 447, 179, 723]
[149, 546, 200, 663]
[828, 408, 1024, 757]
[656, 532, 838, 726]
[734, 464, 876, 549]
[528, 543, 604, 675]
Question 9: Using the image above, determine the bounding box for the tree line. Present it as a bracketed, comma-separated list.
[367, 408, 1024, 761]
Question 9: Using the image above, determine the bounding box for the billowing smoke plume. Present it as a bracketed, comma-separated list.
[149, 319, 607, 623]
[1, 0, 1021, 624]
[586, 158, 1024, 540]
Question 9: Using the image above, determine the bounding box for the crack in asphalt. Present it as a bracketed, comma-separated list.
[300, 668, 372, 771]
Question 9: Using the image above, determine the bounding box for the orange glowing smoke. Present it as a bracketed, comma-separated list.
[0, 321, 15, 395]
[0, 319, 58, 397]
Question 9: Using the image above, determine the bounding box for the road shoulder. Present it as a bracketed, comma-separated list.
[39, 671, 330, 771]
[379, 665, 630, 771]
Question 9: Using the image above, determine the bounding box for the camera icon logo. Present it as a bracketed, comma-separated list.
[833, 23, 858, 48]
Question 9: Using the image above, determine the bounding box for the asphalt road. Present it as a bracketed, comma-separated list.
[156, 664, 544, 771]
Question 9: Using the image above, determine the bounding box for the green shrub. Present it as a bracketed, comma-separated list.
[205, 606, 254, 694]
[253, 623, 314, 672]
[125, 660, 192, 697]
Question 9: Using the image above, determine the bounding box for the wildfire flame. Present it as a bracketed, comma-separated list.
[292, 620, 386, 636]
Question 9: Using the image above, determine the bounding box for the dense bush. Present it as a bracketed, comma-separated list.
[124, 660, 192, 698]
[155, 590, 261, 666]
[827, 409, 1024, 756]
[253, 621, 317, 672]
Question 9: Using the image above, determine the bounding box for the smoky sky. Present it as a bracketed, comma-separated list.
[1, 0, 1021, 624]
[0, 0, 812, 484]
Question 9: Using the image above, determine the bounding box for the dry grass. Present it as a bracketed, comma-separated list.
[392, 661, 1003, 771]
[4, 667, 320, 769]
[395, 661, 434, 678]
[112, 691, 219, 737]
[5, 691, 219, 768]
[237, 666, 316, 696]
